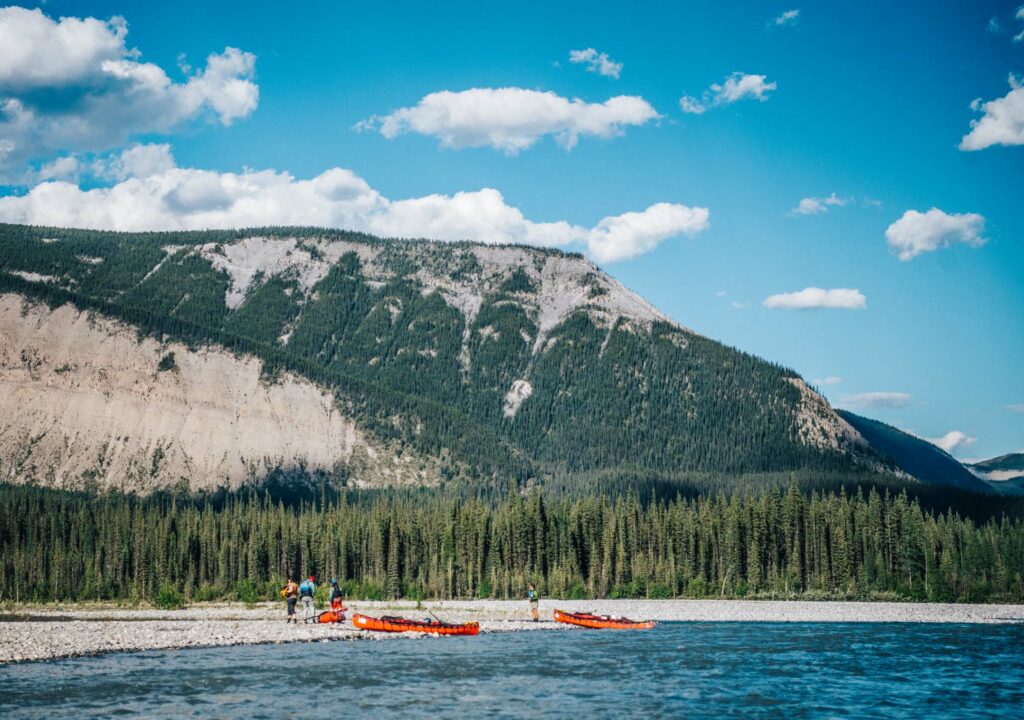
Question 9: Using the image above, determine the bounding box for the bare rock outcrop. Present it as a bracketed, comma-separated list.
[0, 293, 428, 492]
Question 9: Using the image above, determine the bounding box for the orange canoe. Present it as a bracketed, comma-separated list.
[553, 609, 655, 630]
[352, 613, 480, 636]
[315, 609, 347, 624]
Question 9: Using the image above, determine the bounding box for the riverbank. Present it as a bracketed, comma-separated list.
[2, 599, 1023, 664]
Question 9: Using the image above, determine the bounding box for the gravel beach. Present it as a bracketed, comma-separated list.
[2, 599, 1022, 665]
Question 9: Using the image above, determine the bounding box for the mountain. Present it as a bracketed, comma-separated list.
[966, 453, 1024, 495]
[837, 411, 990, 493]
[0, 223, 907, 493]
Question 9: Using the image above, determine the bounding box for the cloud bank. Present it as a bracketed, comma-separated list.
[763, 287, 866, 310]
[679, 73, 776, 114]
[0, 7, 258, 174]
[568, 48, 623, 79]
[885, 208, 986, 260]
[0, 146, 708, 264]
[357, 88, 659, 154]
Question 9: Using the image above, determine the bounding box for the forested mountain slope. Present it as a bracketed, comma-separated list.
[837, 411, 990, 493]
[0, 223, 888, 491]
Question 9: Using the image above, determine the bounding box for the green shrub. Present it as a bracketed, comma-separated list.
[157, 352, 176, 372]
[155, 583, 185, 610]
[190, 584, 223, 603]
[233, 578, 263, 606]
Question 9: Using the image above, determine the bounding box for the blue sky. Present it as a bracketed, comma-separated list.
[1, 0, 1022, 459]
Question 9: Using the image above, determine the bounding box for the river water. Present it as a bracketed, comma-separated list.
[2, 622, 1022, 718]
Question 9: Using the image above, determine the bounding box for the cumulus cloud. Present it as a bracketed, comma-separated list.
[789, 192, 849, 216]
[0, 7, 258, 175]
[679, 73, 776, 114]
[813, 376, 843, 386]
[960, 74, 1024, 150]
[763, 287, 866, 310]
[925, 430, 977, 455]
[356, 88, 659, 154]
[772, 10, 800, 27]
[586, 203, 709, 262]
[885, 208, 986, 261]
[568, 48, 623, 79]
[0, 146, 708, 263]
[837, 392, 913, 410]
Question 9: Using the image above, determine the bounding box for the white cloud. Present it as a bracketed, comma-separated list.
[729, 301, 747, 310]
[0, 7, 257, 175]
[885, 208, 986, 261]
[813, 376, 843, 386]
[1007, 404, 1024, 413]
[925, 430, 977, 455]
[789, 192, 849, 216]
[568, 48, 623, 79]
[763, 287, 866, 310]
[0, 146, 708, 263]
[94, 143, 176, 180]
[679, 72, 776, 114]
[773, 10, 800, 27]
[356, 88, 659, 154]
[960, 74, 1024, 150]
[586, 203, 709, 262]
[1017, 6, 1024, 42]
[837, 392, 913, 410]
[988, 17, 1001, 34]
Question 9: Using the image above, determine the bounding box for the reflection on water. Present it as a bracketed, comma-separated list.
[1, 622, 1023, 718]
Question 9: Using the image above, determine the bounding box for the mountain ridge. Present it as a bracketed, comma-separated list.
[0, 223, 916, 493]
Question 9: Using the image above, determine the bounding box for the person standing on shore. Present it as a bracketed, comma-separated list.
[328, 579, 344, 612]
[299, 575, 317, 623]
[282, 577, 299, 624]
[527, 583, 540, 622]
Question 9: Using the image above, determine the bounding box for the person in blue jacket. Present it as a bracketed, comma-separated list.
[299, 575, 317, 623]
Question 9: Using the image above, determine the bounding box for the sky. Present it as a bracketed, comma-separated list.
[0, 0, 1022, 460]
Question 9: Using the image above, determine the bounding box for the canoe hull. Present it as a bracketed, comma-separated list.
[352, 613, 480, 636]
[553, 608, 655, 630]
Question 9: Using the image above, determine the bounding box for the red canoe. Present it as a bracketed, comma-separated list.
[553, 609, 655, 630]
[352, 613, 480, 636]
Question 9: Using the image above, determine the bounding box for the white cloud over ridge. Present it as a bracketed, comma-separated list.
[0, 146, 708, 264]
[813, 376, 843, 386]
[789, 192, 848, 216]
[568, 48, 623, 79]
[763, 287, 866, 310]
[837, 392, 913, 409]
[960, 74, 1024, 150]
[885, 208, 986, 261]
[773, 10, 800, 27]
[925, 430, 977, 455]
[0, 7, 258, 174]
[679, 73, 776, 114]
[357, 88, 659, 154]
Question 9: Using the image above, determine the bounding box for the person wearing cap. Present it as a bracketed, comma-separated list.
[328, 578, 344, 612]
[298, 575, 317, 623]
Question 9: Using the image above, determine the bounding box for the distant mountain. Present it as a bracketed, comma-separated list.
[837, 411, 991, 493]
[965, 453, 1024, 495]
[0, 223, 913, 493]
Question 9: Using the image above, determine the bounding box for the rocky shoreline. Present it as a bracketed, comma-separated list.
[2, 599, 1022, 665]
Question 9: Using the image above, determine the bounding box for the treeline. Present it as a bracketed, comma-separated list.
[2, 484, 1021, 604]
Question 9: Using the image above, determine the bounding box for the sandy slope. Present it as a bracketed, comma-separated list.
[2, 599, 1022, 665]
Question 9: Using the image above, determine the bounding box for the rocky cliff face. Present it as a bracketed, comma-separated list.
[0, 293, 433, 491]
